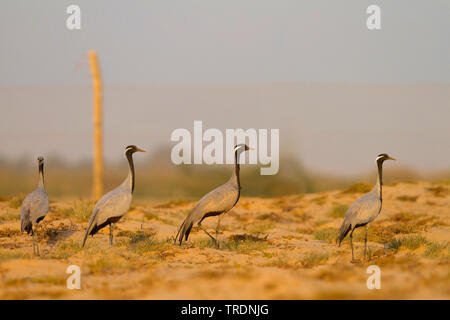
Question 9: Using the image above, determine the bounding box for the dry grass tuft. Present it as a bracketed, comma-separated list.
[423, 242, 449, 258]
[247, 222, 273, 234]
[341, 182, 372, 194]
[154, 200, 190, 209]
[46, 240, 82, 259]
[387, 235, 429, 251]
[195, 234, 270, 254]
[301, 251, 329, 268]
[0, 227, 21, 237]
[64, 200, 94, 222]
[314, 228, 337, 242]
[396, 195, 419, 202]
[8, 194, 25, 209]
[87, 255, 131, 274]
[0, 249, 32, 262]
[328, 204, 348, 218]
[228, 233, 268, 242]
[311, 196, 327, 205]
[0, 208, 19, 222]
[426, 186, 448, 197]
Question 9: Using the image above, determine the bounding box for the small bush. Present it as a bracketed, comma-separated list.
[311, 196, 327, 205]
[65, 200, 94, 222]
[247, 222, 273, 234]
[128, 230, 155, 244]
[154, 200, 190, 209]
[424, 242, 448, 258]
[387, 235, 429, 251]
[426, 186, 448, 197]
[314, 228, 337, 242]
[8, 194, 25, 209]
[301, 252, 329, 268]
[220, 239, 268, 254]
[88, 255, 129, 274]
[396, 195, 419, 202]
[49, 240, 82, 259]
[0, 249, 31, 262]
[328, 204, 348, 218]
[0, 209, 19, 222]
[128, 233, 172, 258]
[265, 254, 294, 269]
[341, 182, 372, 194]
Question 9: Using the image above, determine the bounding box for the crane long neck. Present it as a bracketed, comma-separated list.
[126, 152, 135, 193]
[38, 162, 45, 189]
[231, 150, 241, 189]
[375, 159, 383, 200]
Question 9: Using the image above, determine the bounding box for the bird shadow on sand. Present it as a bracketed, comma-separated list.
[228, 233, 269, 242]
[44, 228, 76, 246]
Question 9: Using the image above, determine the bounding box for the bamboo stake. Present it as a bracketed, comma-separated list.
[89, 51, 103, 200]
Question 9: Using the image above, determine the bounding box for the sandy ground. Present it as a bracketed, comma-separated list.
[0, 181, 448, 299]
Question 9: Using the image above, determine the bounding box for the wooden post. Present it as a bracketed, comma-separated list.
[89, 51, 103, 200]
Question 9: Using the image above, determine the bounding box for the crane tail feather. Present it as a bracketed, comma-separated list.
[82, 210, 98, 247]
[337, 219, 352, 246]
[176, 214, 194, 245]
[20, 209, 32, 235]
[174, 220, 185, 244]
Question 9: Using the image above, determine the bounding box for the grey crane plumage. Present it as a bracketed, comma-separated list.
[20, 156, 49, 256]
[337, 153, 396, 261]
[175, 144, 251, 247]
[82, 145, 145, 247]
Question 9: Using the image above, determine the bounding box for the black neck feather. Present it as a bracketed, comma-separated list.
[377, 159, 384, 200]
[234, 150, 241, 190]
[38, 162, 44, 187]
[126, 152, 135, 193]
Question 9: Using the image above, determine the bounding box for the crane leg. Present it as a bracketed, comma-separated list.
[33, 226, 40, 257]
[364, 225, 369, 259]
[350, 228, 355, 262]
[215, 216, 221, 249]
[35, 231, 40, 257]
[31, 229, 36, 256]
[199, 224, 217, 247]
[109, 224, 114, 247]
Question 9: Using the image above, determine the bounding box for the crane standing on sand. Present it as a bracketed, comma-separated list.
[82, 145, 145, 247]
[20, 156, 50, 256]
[175, 144, 252, 247]
[337, 153, 396, 261]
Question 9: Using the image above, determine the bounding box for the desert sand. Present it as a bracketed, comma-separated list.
[0, 181, 448, 299]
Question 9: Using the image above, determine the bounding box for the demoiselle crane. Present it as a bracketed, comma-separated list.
[175, 144, 251, 247]
[82, 145, 145, 247]
[337, 153, 396, 261]
[20, 156, 49, 256]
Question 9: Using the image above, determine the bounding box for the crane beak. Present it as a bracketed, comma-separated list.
[389, 157, 396, 161]
[137, 148, 146, 153]
[249, 147, 255, 150]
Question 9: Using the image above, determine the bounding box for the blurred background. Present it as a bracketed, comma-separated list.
[1, 1, 449, 199]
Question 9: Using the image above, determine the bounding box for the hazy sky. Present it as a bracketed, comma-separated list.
[1, 0, 449, 85]
[0, 1, 449, 175]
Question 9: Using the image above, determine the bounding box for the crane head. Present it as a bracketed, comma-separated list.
[234, 144, 254, 152]
[125, 145, 146, 154]
[376, 153, 396, 162]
